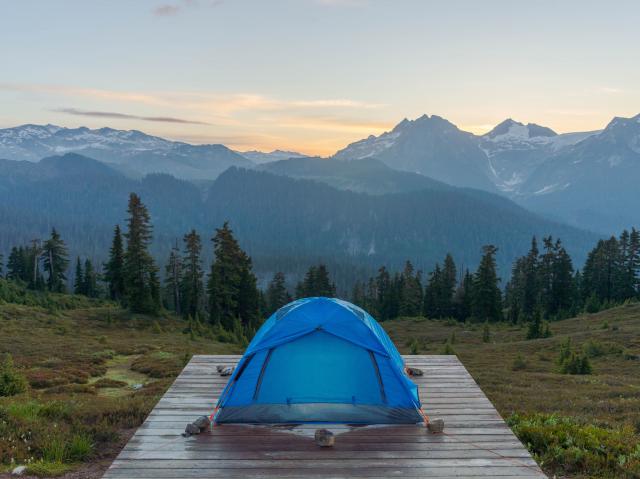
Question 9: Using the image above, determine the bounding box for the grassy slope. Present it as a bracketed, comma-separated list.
[1, 301, 639, 477]
[0, 303, 240, 478]
[384, 302, 640, 428]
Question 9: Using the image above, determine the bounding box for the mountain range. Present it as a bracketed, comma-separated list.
[0, 153, 598, 291]
[0, 124, 252, 180]
[0, 113, 637, 238]
[334, 113, 640, 233]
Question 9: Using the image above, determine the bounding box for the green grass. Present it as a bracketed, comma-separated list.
[508, 413, 640, 478]
[0, 302, 240, 477]
[2, 297, 639, 478]
[384, 303, 640, 477]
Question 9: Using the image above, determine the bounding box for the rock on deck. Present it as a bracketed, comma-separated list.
[103, 355, 546, 478]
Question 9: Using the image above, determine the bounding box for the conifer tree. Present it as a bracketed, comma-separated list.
[164, 241, 182, 314]
[207, 222, 260, 333]
[550, 240, 574, 317]
[296, 264, 336, 298]
[180, 230, 204, 318]
[123, 193, 160, 313]
[83, 258, 98, 298]
[41, 228, 69, 293]
[266, 272, 291, 315]
[7, 247, 25, 282]
[399, 261, 422, 317]
[104, 225, 125, 301]
[453, 269, 473, 321]
[374, 266, 395, 321]
[74, 257, 84, 295]
[423, 263, 442, 318]
[472, 245, 503, 322]
[522, 236, 540, 318]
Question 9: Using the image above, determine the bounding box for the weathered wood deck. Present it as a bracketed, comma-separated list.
[103, 355, 546, 478]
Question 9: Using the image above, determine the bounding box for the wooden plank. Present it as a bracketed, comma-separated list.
[102, 355, 546, 479]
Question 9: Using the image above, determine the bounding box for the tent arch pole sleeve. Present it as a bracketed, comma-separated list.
[253, 348, 274, 401]
[368, 350, 387, 404]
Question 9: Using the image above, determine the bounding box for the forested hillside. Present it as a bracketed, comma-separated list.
[0, 153, 599, 291]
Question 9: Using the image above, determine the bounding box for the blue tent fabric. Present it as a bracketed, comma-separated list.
[214, 297, 422, 424]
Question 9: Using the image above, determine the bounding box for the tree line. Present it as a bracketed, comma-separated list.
[347, 230, 639, 324]
[1, 191, 638, 334]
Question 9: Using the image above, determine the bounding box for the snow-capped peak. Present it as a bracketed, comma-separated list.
[484, 119, 557, 142]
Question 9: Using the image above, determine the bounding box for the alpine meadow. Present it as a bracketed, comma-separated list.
[1, 2, 639, 479]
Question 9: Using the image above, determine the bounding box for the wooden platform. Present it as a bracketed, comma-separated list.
[103, 355, 546, 478]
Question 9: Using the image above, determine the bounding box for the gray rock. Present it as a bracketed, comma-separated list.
[315, 428, 335, 447]
[219, 366, 234, 376]
[131, 383, 143, 390]
[193, 415, 211, 431]
[12, 465, 27, 476]
[428, 418, 445, 433]
[184, 422, 200, 436]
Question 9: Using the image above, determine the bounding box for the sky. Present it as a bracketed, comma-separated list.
[1, 0, 639, 156]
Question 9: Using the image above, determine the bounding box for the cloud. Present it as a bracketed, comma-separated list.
[52, 108, 209, 125]
[152, 0, 223, 16]
[2, 81, 389, 154]
[153, 4, 181, 16]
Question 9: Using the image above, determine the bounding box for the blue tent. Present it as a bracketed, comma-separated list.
[214, 297, 422, 424]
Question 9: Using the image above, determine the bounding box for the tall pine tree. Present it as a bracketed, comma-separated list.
[207, 222, 260, 334]
[180, 230, 204, 318]
[472, 245, 503, 322]
[41, 228, 69, 293]
[104, 225, 125, 301]
[266, 272, 291, 315]
[164, 241, 182, 314]
[74, 257, 84, 295]
[123, 193, 160, 314]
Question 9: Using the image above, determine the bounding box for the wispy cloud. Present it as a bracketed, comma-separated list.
[1, 82, 389, 155]
[153, 0, 223, 16]
[52, 108, 209, 125]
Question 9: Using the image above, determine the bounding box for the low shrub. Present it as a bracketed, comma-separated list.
[131, 351, 182, 378]
[583, 339, 623, 358]
[0, 354, 27, 397]
[440, 340, 456, 355]
[94, 378, 127, 389]
[557, 338, 592, 375]
[512, 354, 527, 371]
[508, 413, 640, 477]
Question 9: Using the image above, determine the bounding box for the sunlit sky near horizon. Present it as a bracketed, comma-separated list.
[1, 0, 639, 155]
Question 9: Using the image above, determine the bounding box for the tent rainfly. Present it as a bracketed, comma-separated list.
[213, 297, 423, 424]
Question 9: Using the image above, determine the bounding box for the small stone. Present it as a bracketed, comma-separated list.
[185, 423, 200, 435]
[315, 428, 335, 447]
[219, 366, 234, 376]
[428, 418, 445, 433]
[193, 415, 211, 431]
[131, 383, 143, 390]
[12, 465, 27, 476]
[407, 367, 423, 376]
